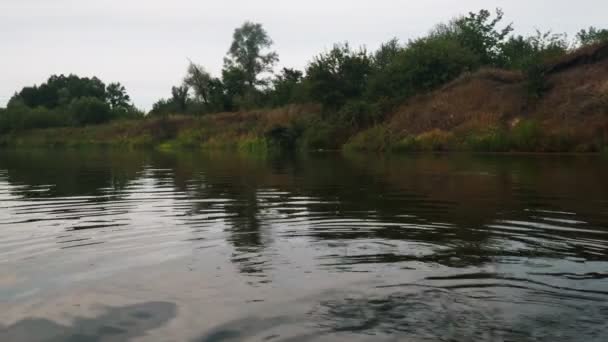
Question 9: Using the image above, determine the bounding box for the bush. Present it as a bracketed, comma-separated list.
[301, 121, 338, 150]
[70, 97, 112, 126]
[337, 100, 383, 131]
[0, 102, 72, 133]
[366, 35, 480, 101]
[343, 126, 392, 152]
[511, 120, 542, 151]
[264, 124, 302, 151]
[305, 44, 373, 108]
[415, 129, 455, 151]
[465, 127, 510, 152]
[392, 136, 419, 152]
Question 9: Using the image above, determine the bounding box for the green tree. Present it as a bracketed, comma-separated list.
[13, 75, 107, 109]
[371, 38, 402, 70]
[171, 85, 189, 112]
[70, 97, 112, 125]
[576, 27, 608, 46]
[366, 36, 479, 101]
[106, 82, 131, 109]
[184, 62, 213, 104]
[501, 30, 569, 70]
[270, 68, 304, 106]
[435, 9, 513, 66]
[305, 43, 372, 108]
[224, 22, 279, 88]
[221, 66, 249, 110]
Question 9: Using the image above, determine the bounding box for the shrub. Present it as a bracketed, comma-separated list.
[305, 44, 373, 108]
[301, 121, 338, 150]
[465, 127, 510, 152]
[237, 136, 268, 154]
[343, 126, 392, 152]
[392, 136, 419, 152]
[415, 129, 455, 151]
[264, 124, 302, 151]
[511, 120, 542, 151]
[70, 97, 112, 126]
[337, 100, 382, 131]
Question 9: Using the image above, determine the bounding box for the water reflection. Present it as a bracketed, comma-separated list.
[0, 301, 177, 342]
[1, 150, 608, 340]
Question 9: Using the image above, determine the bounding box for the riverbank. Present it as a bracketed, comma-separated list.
[2, 43, 607, 153]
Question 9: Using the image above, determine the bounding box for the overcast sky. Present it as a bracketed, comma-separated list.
[1, 0, 606, 110]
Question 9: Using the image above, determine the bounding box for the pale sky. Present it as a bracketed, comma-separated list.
[1, 0, 606, 110]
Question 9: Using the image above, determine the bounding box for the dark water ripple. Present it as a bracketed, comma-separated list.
[1, 150, 608, 341]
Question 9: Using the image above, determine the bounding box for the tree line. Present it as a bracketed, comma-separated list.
[0, 75, 142, 133]
[1, 9, 608, 134]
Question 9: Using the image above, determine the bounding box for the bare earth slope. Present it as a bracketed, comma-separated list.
[388, 42, 608, 147]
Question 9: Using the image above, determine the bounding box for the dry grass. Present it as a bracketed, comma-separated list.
[386, 41, 608, 152]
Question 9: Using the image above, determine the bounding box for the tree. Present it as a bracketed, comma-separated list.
[366, 36, 478, 101]
[70, 97, 112, 125]
[372, 38, 402, 70]
[13, 74, 107, 109]
[221, 66, 249, 110]
[270, 68, 304, 106]
[435, 9, 513, 66]
[171, 85, 189, 112]
[224, 22, 279, 88]
[106, 82, 131, 109]
[184, 62, 213, 104]
[577, 27, 608, 46]
[501, 30, 569, 70]
[305, 43, 372, 108]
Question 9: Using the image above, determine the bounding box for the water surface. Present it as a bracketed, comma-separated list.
[1, 149, 608, 341]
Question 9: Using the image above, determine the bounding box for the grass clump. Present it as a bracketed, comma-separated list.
[465, 126, 511, 152]
[343, 126, 392, 152]
[415, 129, 455, 151]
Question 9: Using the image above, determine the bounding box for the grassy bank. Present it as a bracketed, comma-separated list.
[2, 42, 608, 154]
[1, 112, 606, 155]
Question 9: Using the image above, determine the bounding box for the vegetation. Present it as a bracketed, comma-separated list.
[0, 75, 142, 133]
[2, 9, 608, 153]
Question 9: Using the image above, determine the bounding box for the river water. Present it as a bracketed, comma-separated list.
[1, 149, 607, 341]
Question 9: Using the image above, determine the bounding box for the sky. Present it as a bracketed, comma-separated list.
[1, 0, 607, 110]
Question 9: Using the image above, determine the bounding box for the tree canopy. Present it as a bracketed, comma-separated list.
[224, 22, 279, 88]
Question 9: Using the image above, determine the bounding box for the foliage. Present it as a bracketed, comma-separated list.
[269, 68, 305, 106]
[1, 74, 138, 132]
[171, 85, 189, 113]
[510, 120, 542, 151]
[184, 62, 213, 104]
[465, 127, 511, 152]
[4, 12, 608, 154]
[13, 74, 107, 109]
[106, 82, 131, 110]
[337, 100, 382, 131]
[305, 43, 372, 108]
[224, 22, 279, 88]
[577, 27, 608, 46]
[343, 126, 392, 152]
[70, 97, 112, 126]
[415, 129, 455, 151]
[370, 38, 402, 73]
[367, 35, 479, 101]
[437, 8, 513, 66]
[264, 124, 302, 151]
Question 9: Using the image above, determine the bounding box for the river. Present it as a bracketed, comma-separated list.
[1, 149, 607, 341]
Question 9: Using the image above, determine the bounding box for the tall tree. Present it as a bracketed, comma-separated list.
[305, 44, 372, 108]
[224, 22, 279, 88]
[184, 62, 213, 104]
[106, 82, 131, 109]
[171, 85, 189, 112]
